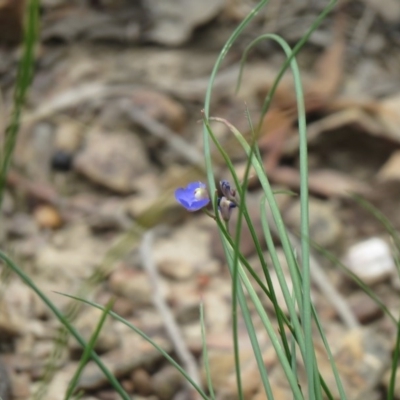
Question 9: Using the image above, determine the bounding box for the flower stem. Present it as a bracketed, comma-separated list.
[202, 209, 216, 220]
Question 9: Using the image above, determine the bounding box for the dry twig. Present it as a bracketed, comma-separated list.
[287, 232, 359, 329]
[140, 230, 202, 398]
[122, 102, 205, 170]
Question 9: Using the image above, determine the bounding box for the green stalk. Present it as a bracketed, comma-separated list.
[57, 293, 209, 400]
[200, 303, 215, 400]
[233, 248, 304, 399]
[0, 0, 40, 209]
[204, 117, 292, 362]
[0, 251, 131, 400]
[203, 0, 270, 196]
[65, 299, 115, 400]
[388, 319, 400, 400]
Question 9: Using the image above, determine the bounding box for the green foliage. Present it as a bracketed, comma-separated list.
[0, 0, 40, 209]
[65, 299, 115, 400]
[0, 251, 131, 400]
[202, 1, 343, 399]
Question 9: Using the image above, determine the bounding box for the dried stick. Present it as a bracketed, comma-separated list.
[140, 230, 202, 397]
[122, 102, 205, 170]
[287, 232, 359, 329]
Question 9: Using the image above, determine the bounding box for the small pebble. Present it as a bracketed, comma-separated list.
[131, 368, 152, 395]
[344, 238, 395, 285]
[51, 150, 73, 172]
[348, 291, 383, 324]
[151, 365, 184, 400]
[158, 259, 194, 281]
[285, 198, 342, 247]
[33, 204, 63, 229]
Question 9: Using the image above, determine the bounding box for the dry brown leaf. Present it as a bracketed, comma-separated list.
[269, 167, 370, 198]
[131, 89, 186, 132]
[0, 0, 25, 43]
[363, 0, 400, 23]
[257, 11, 348, 169]
[374, 94, 400, 142]
[377, 150, 400, 182]
[309, 38, 345, 102]
[259, 108, 294, 170]
[307, 11, 347, 104]
[284, 106, 384, 155]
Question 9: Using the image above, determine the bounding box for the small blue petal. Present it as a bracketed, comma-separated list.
[175, 182, 210, 212]
[187, 181, 206, 191]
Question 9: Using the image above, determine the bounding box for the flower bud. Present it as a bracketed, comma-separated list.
[220, 180, 239, 204]
[218, 196, 236, 221]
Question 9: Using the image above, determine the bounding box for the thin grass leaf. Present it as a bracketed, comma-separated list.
[56, 293, 209, 400]
[217, 236, 283, 400]
[214, 210, 298, 333]
[351, 194, 400, 277]
[245, 33, 314, 400]
[209, 115, 304, 314]
[311, 304, 347, 400]
[210, 204, 294, 398]
[213, 207, 302, 398]
[0, 251, 131, 400]
[313, 243, 396, 325]
[213, 27, 324, 393]
[232, 253, 304, 399]
[210, 115, 335, 399]
[236, 0, 337, 131]
[203, 0, 270, 197]
[260, 195, 305, 356]
[204, 117, 292, 361]
[207, 184, 244, 399]
[201, 2, 338, 399]
[243, 106, 293, 359]
[65, 299, 115, 400]
[291, 243, 343, 400]
[388, 319, 400, 400]
[0, 0, 40, 209]
[200, 302, 215, 400]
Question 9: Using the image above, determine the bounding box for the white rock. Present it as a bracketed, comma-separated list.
[344, 238, 395, 285]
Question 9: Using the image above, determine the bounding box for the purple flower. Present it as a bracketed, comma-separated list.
[175, 182, 210, 212]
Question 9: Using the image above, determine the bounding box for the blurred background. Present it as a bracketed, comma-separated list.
[1, 0, 400, 399]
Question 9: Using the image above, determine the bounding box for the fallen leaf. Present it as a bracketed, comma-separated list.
[377, 150, 400, 181]
[269, 167, 370, 198]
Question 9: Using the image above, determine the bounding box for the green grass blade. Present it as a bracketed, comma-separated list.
[351, 194, 400, 276]
[0, 251, 131, 400]
[260, 196, 305, 355]
[215, 212, 303, 398]
[200, 302, 215, 400]
[218, 237, 280, 400]
[311, 304, 347, 400]
[209, 115, 304, 316]
[236, 255, 304, 399]
[0, 0, 40, 208]
[204, 117, 292, 361]
[202, 0, 270, 197]
[248, 32, 313, 399]
[241, 0, 337, 130]
[388, 319, 400, 400]
[57, 293, 209, 400]
[212, 27, 325, 394]
[212, 208, 301, 398]
[313, 243, 396, 325]
[65, 299, 115, 400]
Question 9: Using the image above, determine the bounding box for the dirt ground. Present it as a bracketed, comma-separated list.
[1, 0, 400, 399]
